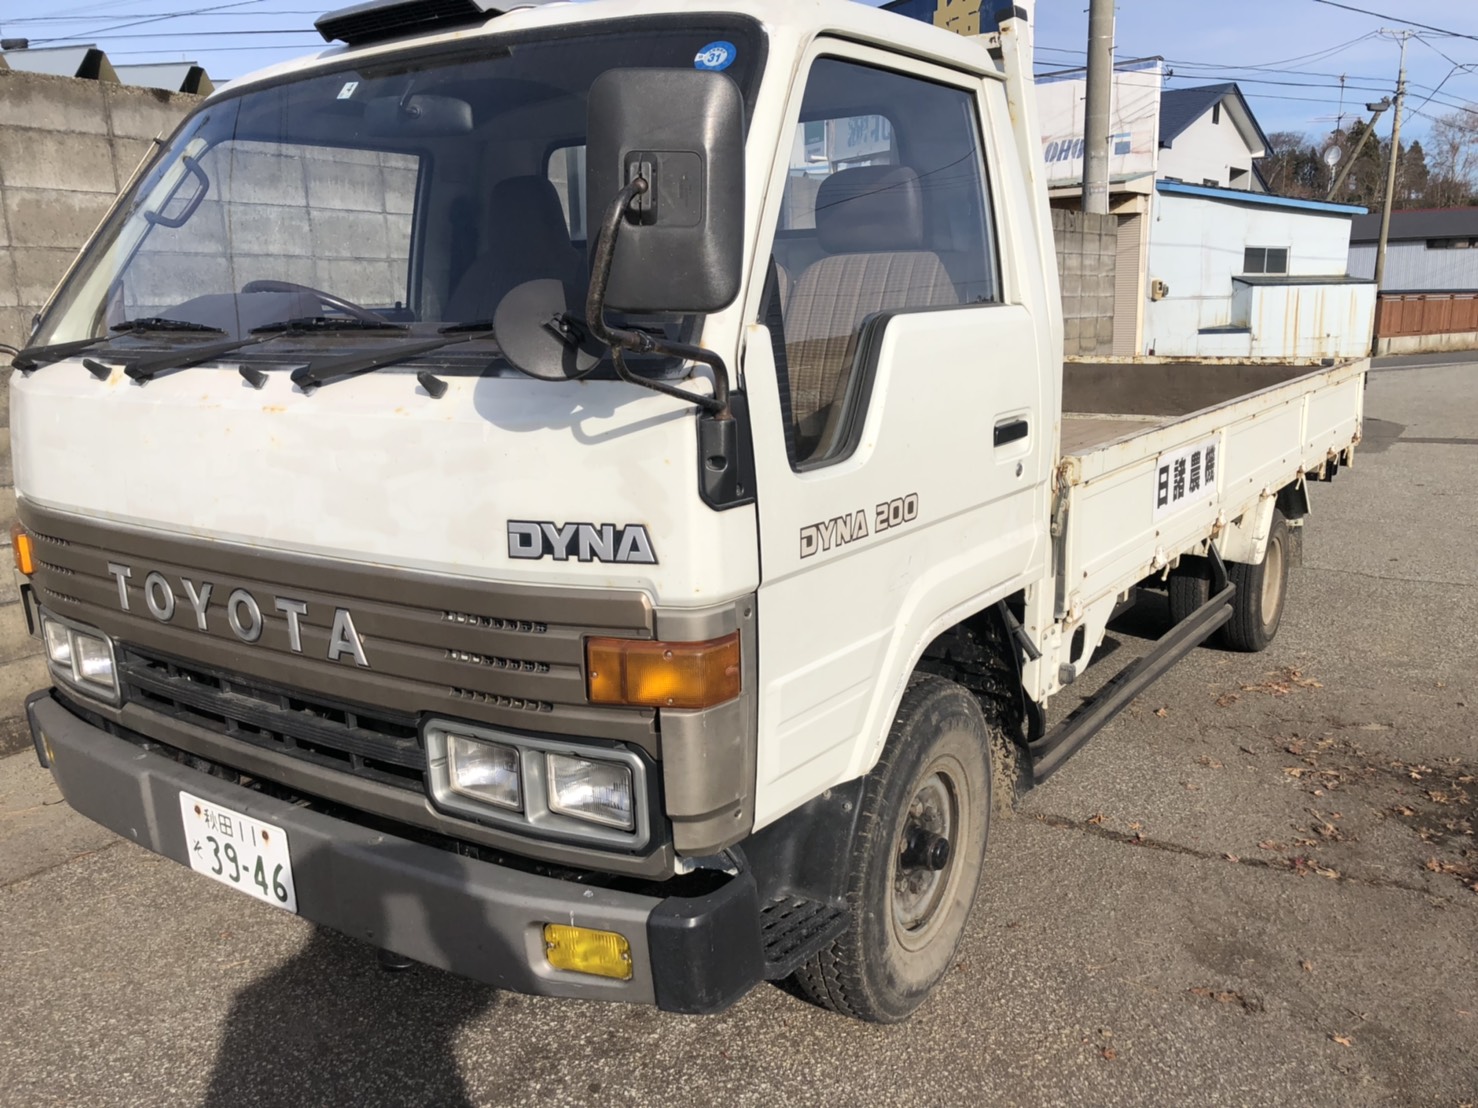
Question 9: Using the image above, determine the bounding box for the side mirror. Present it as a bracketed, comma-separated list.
[586, 68, 745, 314]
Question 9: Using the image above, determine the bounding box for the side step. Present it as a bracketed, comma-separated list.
[760, 897, 848, 979]
[1028, 551, 1235, 784]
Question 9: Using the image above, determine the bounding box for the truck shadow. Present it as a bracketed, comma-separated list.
[203, 927, 494, 1107]
[202, 839, 508, 1108]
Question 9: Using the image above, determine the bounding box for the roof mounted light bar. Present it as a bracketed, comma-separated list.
[315, 0, 561, 48]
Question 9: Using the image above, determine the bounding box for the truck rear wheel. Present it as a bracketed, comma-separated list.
[1167, 556, 1211, 625]
[792, 674, 992, 1022]
[1222, 509, 1290, 652]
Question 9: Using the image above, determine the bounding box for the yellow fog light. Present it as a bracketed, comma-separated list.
[542, 923, 633, 980]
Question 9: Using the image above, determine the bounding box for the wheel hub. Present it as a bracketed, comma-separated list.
[892, 770, 962, 945]
[1261, 533, 1285, 625]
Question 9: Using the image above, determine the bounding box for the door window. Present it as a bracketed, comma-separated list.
[768, 57, 999, 468]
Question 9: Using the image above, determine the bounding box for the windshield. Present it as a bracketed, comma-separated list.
[32, 16, 765, 362]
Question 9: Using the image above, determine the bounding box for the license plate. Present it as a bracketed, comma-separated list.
[179, 792, 297, 913]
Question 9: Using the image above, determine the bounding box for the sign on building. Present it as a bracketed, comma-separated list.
[1037, 60, 1163, 190]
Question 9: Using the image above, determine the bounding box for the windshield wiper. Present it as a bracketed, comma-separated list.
[439, 320, 497, 334]
[291, 332, 491, 391]
[11, 336, 109, 372]
[252, 316, 408, 334]
[111, 316, 225, 335]
[102, 334, 277, 384]
[12, 317, 225, 371]
[102, 316, 414, 383]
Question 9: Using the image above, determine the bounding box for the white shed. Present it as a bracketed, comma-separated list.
[1145, 183, 1374, 360]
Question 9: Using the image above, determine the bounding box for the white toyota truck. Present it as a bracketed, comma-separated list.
[11, 0, 1365, 1021]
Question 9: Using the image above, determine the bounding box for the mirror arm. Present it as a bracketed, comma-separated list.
[586, 179, 731, 420]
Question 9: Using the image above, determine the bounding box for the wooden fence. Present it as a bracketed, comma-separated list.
[1375, 292, 1478, 337]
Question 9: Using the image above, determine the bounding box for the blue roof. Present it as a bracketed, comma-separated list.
[1157, 180, 1367, 215]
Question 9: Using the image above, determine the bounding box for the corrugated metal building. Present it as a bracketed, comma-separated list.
[1348, 208, 1478, 291]
[1348, 209, 1478, 353]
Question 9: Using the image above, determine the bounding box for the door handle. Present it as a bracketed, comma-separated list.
[993, 418, 1029, 447]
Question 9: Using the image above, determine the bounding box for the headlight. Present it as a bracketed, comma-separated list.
[424, 720, 650, 849]
[74, 634, 116, 688]
[447, 734, 521, 811]
[40, 611, 119, 702]
[44, 619, 73, 667]
[546, 753, 634, 830]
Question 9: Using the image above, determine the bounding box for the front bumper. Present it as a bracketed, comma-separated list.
[27, 691, 766, 1014]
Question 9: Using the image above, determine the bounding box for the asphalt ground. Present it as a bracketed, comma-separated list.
[1, 359, 1474, 1107]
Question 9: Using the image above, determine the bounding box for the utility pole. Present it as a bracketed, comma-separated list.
[1325, 98, 1390, 202]
[1082, 0, 1114, 214]
[1373, 30, 1410, 295]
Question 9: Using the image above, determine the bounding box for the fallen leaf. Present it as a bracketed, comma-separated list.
[1128, 821, 1143, 832]
[1100, 1047, 1118, 1061]
[1087, 812, 1105, 825]
[1154, 707, 1169, 718]
[1391, 806, 1416, 817]
[1198, 755, 1225, 769]
[1184, 782, 1202, 792]
[1258, 840, 1283, 850]
[1216, 693, 1240, 708]
[1224, 852, 1240, 863]
[1187, 987, 1264, 1012]
[1300, 960, 1313, 973]
[1331, 1034, 1352, 1047]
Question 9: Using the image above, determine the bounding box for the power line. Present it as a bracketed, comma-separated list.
[33, 0, 278, 44]
[38, 29, 317, 42]
[7, 10, 322, 21]
[1308, 0, 1478, 43]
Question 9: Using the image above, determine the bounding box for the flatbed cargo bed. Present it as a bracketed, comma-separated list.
[1060, 360, 1348, 456]
[1023, 357, 1368, 704]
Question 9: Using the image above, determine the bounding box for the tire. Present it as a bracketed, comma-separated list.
[1221, 509, 1291, 652]
[792, 674, 993, 1023]
[1167, 555, 1211, 625]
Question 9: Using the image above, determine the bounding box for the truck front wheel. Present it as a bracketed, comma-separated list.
[792, 674, 992, 1022]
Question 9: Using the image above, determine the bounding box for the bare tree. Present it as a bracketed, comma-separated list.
[1422, 105, 1478, 208]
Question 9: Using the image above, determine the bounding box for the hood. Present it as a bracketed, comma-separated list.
[11, 362, 758, 607]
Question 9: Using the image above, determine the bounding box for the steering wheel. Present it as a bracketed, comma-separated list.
[241, 279, 388, 324]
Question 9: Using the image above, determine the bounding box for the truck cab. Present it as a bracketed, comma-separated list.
[11, 0, 1362, 1022]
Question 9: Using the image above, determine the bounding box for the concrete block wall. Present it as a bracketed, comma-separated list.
[127, 142, 417, 317]
[1052, 207, 1118, 357]
[0, 69, 199, 754]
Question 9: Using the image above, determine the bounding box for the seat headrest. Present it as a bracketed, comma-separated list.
[488, 175, 573, 246]
[814, 165, 926, 254]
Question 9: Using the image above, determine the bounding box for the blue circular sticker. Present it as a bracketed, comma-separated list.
[694, 41, 737, 72]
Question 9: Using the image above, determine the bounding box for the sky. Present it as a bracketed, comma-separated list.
[0, 0, 1475, 144]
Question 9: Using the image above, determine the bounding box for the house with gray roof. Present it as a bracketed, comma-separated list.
[1157, 84, 1269, 192]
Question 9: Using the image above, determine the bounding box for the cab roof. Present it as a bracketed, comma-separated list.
[218, 0, 1004, 100]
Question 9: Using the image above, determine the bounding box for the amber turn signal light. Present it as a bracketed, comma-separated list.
[11, 522, 35, 576]
[586, 632, 741, 710]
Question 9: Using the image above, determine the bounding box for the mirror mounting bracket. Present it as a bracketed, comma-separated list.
[586, 178, 732, 422]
